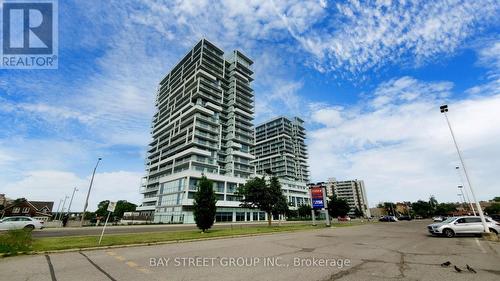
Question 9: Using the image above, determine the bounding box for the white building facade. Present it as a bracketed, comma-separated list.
[138, 39, 267, 223]
[252, 117, 311, 209]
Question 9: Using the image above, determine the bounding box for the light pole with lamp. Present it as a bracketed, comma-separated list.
[456, 166, 476, 215]
[80, 158, 102, 227]
[58, 195, 69, 221]
[66, 187, 78, 216]
[440, 105, 489, 233]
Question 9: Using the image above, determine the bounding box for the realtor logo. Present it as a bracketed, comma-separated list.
[1, 0, 58, 69]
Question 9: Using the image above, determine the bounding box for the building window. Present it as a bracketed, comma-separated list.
[22, 207, 30, 213]
[12, 207, 20, 213]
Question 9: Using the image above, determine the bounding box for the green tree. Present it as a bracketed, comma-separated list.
[327, 195, 351, 218]
[94, 200, 136, 221]
[353, 207, 364, 218]
[113, 201, 137, 221]
[485, 203, 500, 215]
[297, 204, 312, 218]
[270, 177, 289, 219]
[411, 200, 432, 218]
[492, 197, 500, 203]
[95, 200, 110, 218]
[193, 176, 217, 232]
[238, 176, 285, 226]
[434, 203, 457, 215]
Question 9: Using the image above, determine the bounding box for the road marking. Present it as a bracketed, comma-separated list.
[45, 255, 57, 281]
[114, 256, 126, 261]
[137, 267, 151, 274]
[126, 261, 138, 268]
[79, 252, 118, 281]
[474, 238, 487, 253]
[106, 251, 116, 256]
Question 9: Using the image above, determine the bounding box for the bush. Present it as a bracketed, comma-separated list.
[0, 229, 33, 255]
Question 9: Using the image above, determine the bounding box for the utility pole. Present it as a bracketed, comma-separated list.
[58, 195, 69, 221]
[440, 105, 489, 233]
[456, 166, 476, 215]
[66, 187, 78, 216]
[80, 158, 102, 227]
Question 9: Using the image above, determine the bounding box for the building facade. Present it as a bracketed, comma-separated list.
[1, 199, 53, 221]
[138, 39, 266, 223]
[252, 116, 310, 209]
[310, 179, 371, 217]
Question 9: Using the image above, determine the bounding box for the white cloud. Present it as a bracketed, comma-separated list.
[283, 0, 499, 75]
[308, 77, 500, 206]
[1, 170, 143, 212]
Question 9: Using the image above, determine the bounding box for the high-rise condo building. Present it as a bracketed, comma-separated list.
[252, 116, 310, 209]
[309, 178, 371, 217]
[137, 39, 264, 223]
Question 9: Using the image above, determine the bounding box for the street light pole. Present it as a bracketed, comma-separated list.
[54, 198, 62, 220]
[457, 187, 467, 211]
[80, 158, 102, 227]
[456, 166, 476, 215]
[66, 187, 78, 216]
[58, 195, 69, 221]
[440, 105, 489, 233]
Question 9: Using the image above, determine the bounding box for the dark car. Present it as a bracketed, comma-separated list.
[490, 214, 500, 222]
[398, 216, 412, 221]
[379, 216, 397, 222]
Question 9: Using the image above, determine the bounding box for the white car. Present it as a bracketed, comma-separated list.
[432, 216, 445, 222]
[0, 216, 44, 231]
[427, 216, 500, 237]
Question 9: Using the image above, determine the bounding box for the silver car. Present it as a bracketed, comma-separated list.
[0, 216, 44, 231]
[427, 216, 500, 237]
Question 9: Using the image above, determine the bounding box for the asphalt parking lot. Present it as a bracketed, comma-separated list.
[1, 220, 499, 281]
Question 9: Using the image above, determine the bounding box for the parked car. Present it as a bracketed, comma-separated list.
[337, 216, 351, 221]
[432, 216, 445, 222]
[0, 216, 44, 231]
[379, 215, 398, 222]
[427, 216, 500, 237]
[489, 214, 500, 222]
[398, 216, 412, 221]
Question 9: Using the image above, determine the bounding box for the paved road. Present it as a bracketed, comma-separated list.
[32, 221, 309, 238]
[2, 220, 499, 281]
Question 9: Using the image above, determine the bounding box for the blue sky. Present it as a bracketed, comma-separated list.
[1, 0, 499, 211]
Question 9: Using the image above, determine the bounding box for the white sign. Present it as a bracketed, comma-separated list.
[107, 201, 117, 212]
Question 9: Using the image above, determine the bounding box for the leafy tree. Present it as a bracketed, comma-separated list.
[411, 200, 432, 218]
[485, 203, 500, 215]
[493, 197, 500, 203]
[429, 196, 438, 212]
[83, 211, 95, 220]
[297, 204, 312, 218]
[95, 200, 110, 218]
[327, 195, 351, 218]
[193, 176, 217, 232]
[434, 203, 457, 215]
[113, 201, 137, 220]
[270, 177, 289, 219]
[238, 176, 285, 226]
[353, 207, 364, 218]
[94, 200, 136, 221]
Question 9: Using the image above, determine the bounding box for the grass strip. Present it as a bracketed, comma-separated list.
[30, 222, 369, 252]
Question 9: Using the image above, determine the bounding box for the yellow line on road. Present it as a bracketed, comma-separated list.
[137, 267, 151, 274]
[106, 251, 117, 256]
[126, 261, 138, 268]
[114, 256, 126, 261]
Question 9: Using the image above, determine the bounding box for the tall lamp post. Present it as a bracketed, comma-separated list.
[66, 187, 78, 216]
[440, 105, 489, 233]
[456, 166, 476, 215]
[80, 158, 102, 227]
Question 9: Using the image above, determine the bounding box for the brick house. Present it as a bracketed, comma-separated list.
[1, 198, 54, 221]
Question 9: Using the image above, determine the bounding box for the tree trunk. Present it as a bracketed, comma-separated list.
[267, 212, 272, 226]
